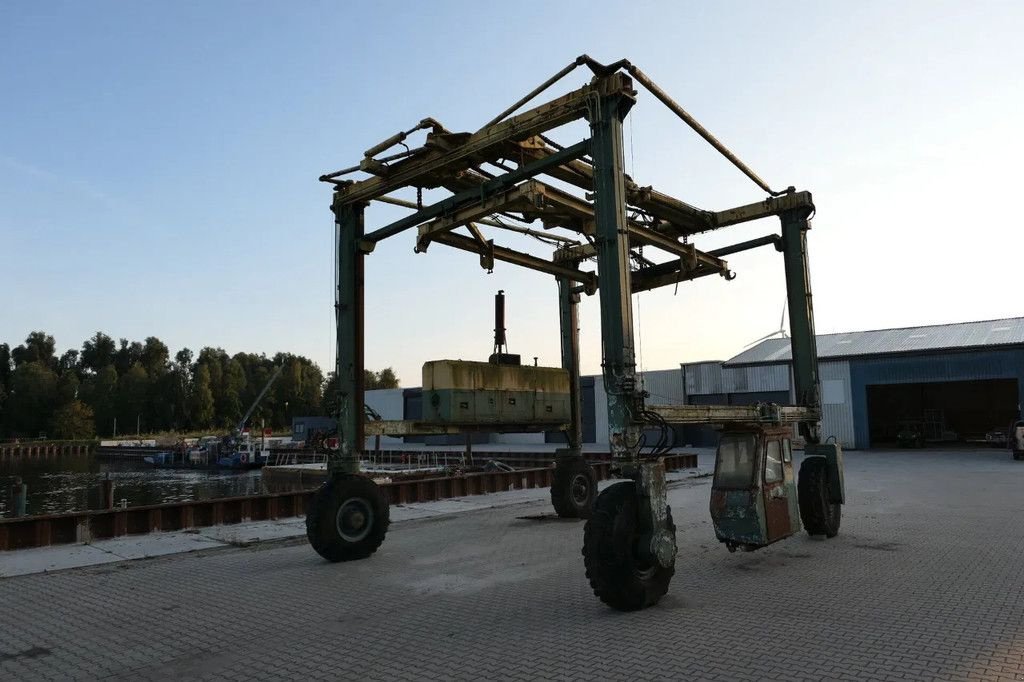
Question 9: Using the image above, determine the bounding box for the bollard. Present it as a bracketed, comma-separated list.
[102, 476, 115, 510]
[10, 477, 27, 517]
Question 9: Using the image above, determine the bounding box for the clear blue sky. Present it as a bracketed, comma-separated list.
[3, 1, 1022, 385]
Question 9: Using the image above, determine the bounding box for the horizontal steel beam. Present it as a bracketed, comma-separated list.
[333, 80, 624, 207]
[624, 233, 781, 293]
[509, 141, 716, 234]
[646, 403, 821, 425]
[713, 191, 814, 228]
[629, 226, 728, 271]
[708, 234, 780, 257]
[428, 232, 599, 291]
[631, 263, 726, 293]
[375, 194, 578, 244]
[358, 141, 589, 249]
[416, 182, 543, 250]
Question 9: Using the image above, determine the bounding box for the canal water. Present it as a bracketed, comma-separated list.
[0, 456, 264, 517]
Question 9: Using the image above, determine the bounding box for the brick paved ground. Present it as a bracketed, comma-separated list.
[2, 449, 1023, 681]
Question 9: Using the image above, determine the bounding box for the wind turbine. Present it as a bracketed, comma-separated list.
[742, 301, 789, 349]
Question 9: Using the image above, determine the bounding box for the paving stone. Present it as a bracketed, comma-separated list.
[1, 449, 1022, 680]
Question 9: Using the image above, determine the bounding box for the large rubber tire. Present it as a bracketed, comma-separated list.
[798, 457, 841, 538]
[551, 458, 597, 519]
[583, 481, 675, 611]
[306, 475, 389, 562]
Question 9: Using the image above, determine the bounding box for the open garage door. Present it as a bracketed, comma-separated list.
[866, 378, 1018, 446]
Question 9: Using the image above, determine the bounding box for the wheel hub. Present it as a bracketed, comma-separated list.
[570, 473, 590, 506]
[336, 497, 373, 543]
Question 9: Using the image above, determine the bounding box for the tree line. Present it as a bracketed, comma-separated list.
[0, 331, 399, 440]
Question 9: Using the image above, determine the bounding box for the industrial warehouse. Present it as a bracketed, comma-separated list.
[348, 316, 1024, 451]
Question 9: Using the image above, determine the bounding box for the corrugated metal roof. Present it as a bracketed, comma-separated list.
[725, 317, 1024, 365]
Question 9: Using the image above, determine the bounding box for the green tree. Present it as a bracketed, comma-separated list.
[0, 343, 9, 436]
[164, 347, 194, 430]
[56, 371, 80, 405]
[220, 357, 247, 428]
[115, 363, 149, 434]
[140, 337, 169, 377]
[57, 349, 80, 377]
[175, 347, 193, 369]
[273, 354, 324, 428]
[82, 365, 118, 436]
[190, 364, 215, 429]
[138, 337, 171, 431]
[0, 343, 12, 386]
[196, 347, 226, 423]
[363, 367, 401, 390]
[114, 339, 143, 377]
[234, 354, 277, 430]
[165, 364, 191, 430]
[323, 371, 340, 417]
[80, 332, 116, 373]
[12, 331, 57, 370]
[50, 400, 96, 440]
[5, 361, 58, 437]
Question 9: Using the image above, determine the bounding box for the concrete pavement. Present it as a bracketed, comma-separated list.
[1, 449, 1023, 681]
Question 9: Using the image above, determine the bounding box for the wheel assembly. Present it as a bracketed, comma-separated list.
[551, 457, 597, 518]
[306, 475, 389, 562]
[798, 456, 841, 538]
[582, 481, 675, 611]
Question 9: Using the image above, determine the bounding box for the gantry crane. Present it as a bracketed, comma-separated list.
[307, 55, 845, 611]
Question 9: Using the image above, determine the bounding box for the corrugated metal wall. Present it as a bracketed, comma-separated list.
[723, 364, 789, 393]
[640, 368, 685, 404]
[819, 361, 855, 448]
[682, 361, 724, 396]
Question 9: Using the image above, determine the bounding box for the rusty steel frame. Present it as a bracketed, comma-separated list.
[322, 56, 824, 579]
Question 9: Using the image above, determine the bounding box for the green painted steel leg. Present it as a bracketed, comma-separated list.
[589, 74, 642, 467]
[586, 76, 675, 582]
[557, 276, 583, 453]
[781, 206, 822, 444]
[331, 195, 366, 475]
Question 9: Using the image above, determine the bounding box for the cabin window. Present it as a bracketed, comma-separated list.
[782, 438, 792, 463]
[714, 433, 758, 489]
[764, 440, 784, 483]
